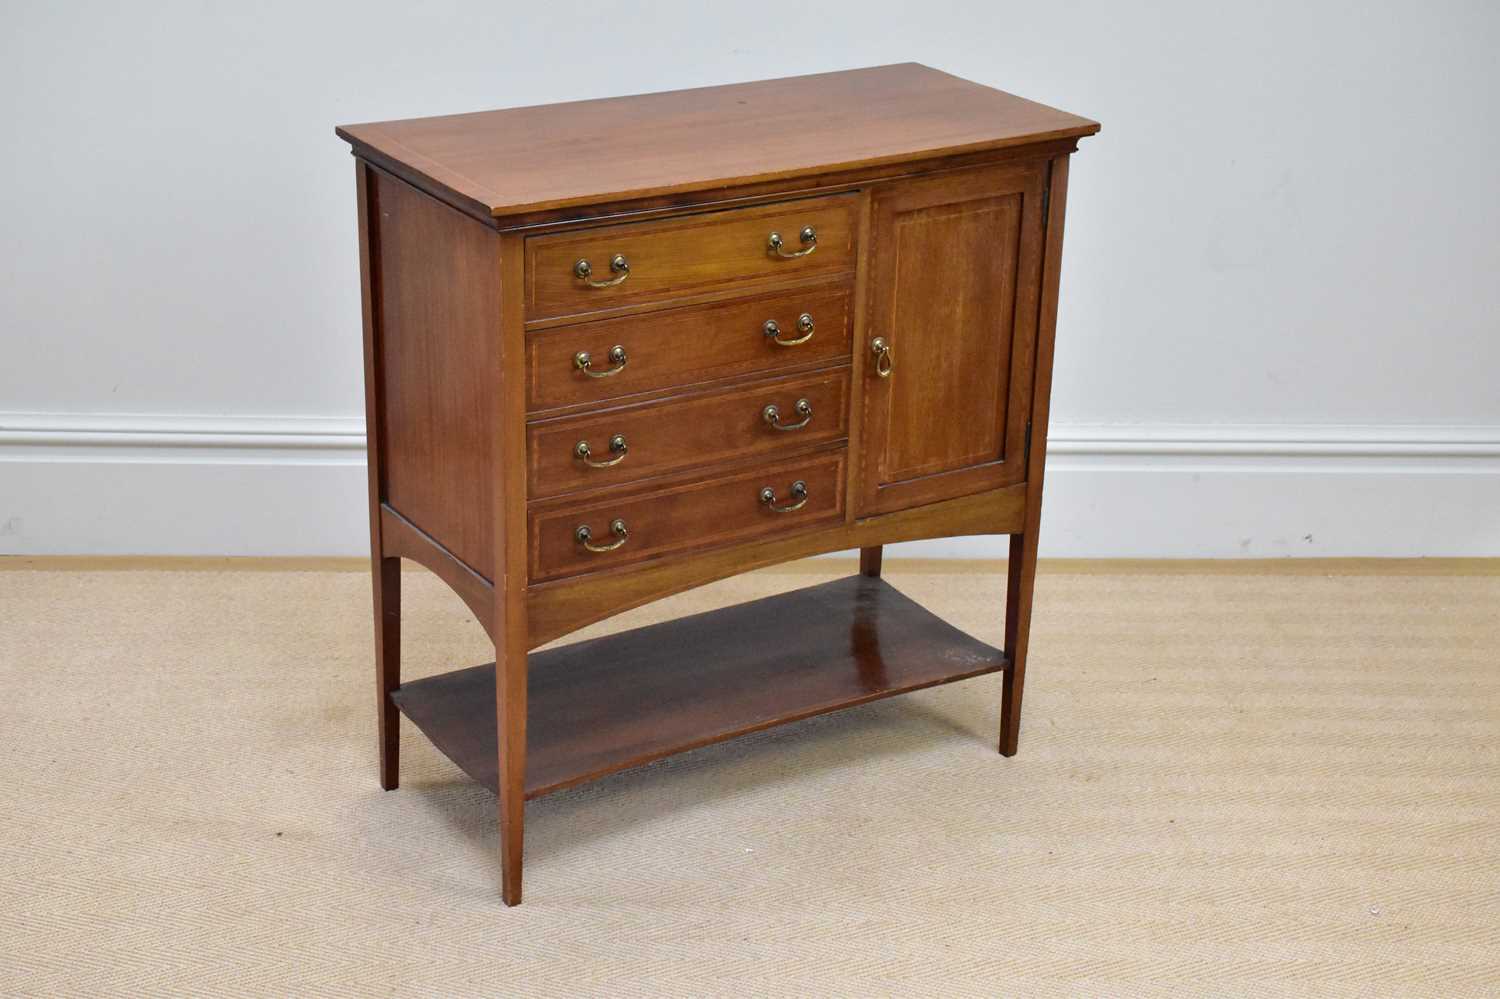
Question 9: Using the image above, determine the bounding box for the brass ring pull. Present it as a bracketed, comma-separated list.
[870, 337, 894, 378]
[575, 518, 628, 553]
[573, 254, 630, 288]
[762, 399, 812, 432]
[575, 344, 628, 378]
[763, 313, 815, 347]
[575, 434, 628, 468]
[767, 226, 817, 259]
[759, 480, 809, 513]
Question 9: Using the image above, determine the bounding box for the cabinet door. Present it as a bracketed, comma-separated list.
[857, 163, 1046, 516]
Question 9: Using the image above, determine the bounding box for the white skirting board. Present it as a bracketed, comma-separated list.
[1, 414, 1497, 558]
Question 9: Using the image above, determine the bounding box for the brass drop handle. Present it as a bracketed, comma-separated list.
[767, 226, 817, 259]
[763, 313, 815, 347]
[575, 434, 628, 468]
[870, 337, 894, 378]
[762, 399, 812, 432]
[573, 254, 630, 288]
[575, 518, 628, 553]
[574, 344, 628, 378]
[759, 480, 809, 514]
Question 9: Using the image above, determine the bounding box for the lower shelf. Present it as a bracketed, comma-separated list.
[391, 575, 1008, 799]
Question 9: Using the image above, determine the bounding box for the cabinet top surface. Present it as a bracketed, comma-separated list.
[336, 63, 1098, 219]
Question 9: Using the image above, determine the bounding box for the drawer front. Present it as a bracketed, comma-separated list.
[529, 449, 846, 583]
[526, 194, 858, 320]
[528, 369, 850, 499]
[526, 285, 852, 413]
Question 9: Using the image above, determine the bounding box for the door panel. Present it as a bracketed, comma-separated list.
[857, 163, 1046, 516]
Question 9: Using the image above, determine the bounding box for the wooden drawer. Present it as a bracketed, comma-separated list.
[526, 194, 858, 320]
[529, 448, 846, 583]
[528, 368, 850, 499]
[525, 284, 853, 413]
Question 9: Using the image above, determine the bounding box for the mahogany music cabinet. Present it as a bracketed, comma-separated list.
[337, 64, 1097, 905]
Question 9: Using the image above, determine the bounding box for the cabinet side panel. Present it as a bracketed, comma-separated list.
[372, 167, 500, 579]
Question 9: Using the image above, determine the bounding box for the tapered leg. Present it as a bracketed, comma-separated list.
[373, 556, 401, 789]
[495, 628, 527, 906]
[859, 545, 884, 578]
[357, 158, 400, 791]
[1000, 531, 1039, 757]
[998, 156, 1071, 756]
[493, 230, 531, 905]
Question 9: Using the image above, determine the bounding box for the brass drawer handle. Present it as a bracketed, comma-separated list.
[762, 399, 812, 432]
[870, 337, 893, 378]
[573, 254, 630, 288]
[767, 226, 817, 259]
[763, 313, 815, 347]
[575, 344, 628, 378]
[575, 434, 628, 468]
[759, 480, 808, 513]
[575, 518, 628, 553]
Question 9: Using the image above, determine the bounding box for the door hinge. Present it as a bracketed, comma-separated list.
[1023, 420, 1033, 466]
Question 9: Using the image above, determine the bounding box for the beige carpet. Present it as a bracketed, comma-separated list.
[1, 557, 1497, 996]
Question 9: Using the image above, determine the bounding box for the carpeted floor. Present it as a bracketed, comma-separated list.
[0, 557, 1496, 996]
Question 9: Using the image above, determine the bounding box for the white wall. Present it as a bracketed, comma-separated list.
[2, 0, 1497, 557]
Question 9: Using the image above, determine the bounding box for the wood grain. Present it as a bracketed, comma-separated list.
[336, 63, 1098, 220]
[858, 163, 1044, 516]
[379, 504, 495, 638]
[528, 448, 847, 583]
[373, 169, 501, 579]
[356, 161, 401, 791]
[526, 194, 856, 320]
[344, 65, 1097, 905]
[525, 483, 1026, 648]
[525, 283, 853, 414]
[527, 367, 850, 499]
[391, 575, 1008, 799]
[492, 231, 532, 905]
[375, 479, 1026, 653]
[1001, 156, 1071, 758]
